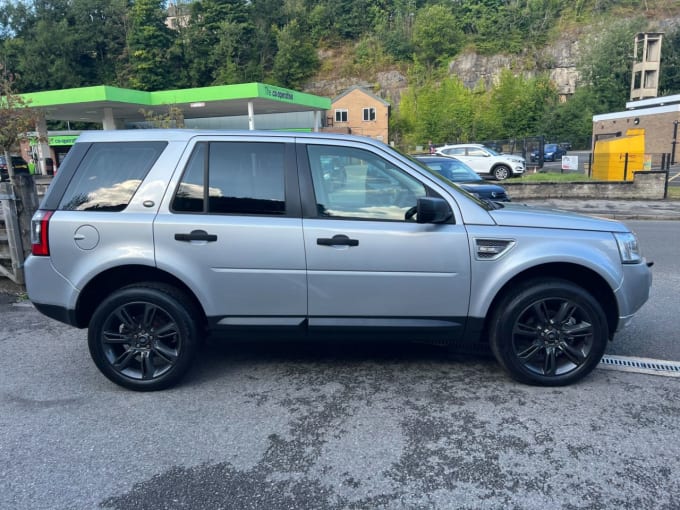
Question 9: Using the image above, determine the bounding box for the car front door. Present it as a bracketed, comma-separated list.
[299, 141, 471, 342]
[153, 136, 307, 329]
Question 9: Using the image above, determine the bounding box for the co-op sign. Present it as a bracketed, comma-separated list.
[264, 86, 295, 102]
[30, 135, 79, 146]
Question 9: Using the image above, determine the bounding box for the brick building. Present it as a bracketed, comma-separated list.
[324, 86, 390, 142]
[592, 94, 680, 163]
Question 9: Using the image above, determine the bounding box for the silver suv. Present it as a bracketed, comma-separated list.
[435, 143, 525, 180]
[25, 130, 652, 391]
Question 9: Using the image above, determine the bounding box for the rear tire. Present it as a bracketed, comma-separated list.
[489, 279, 608, 386]
[88, 283, 199, 391]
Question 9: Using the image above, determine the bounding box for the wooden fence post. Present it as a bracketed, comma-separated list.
[12, 174, 40, 261]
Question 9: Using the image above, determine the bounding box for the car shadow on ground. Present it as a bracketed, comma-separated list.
[185, 335, 495, 387]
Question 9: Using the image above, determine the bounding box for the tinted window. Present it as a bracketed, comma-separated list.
[173, 142, 286, 215]
[421, 159, 480, 181]
[58, 142, 166, 211]
[307, 145, 426, 221]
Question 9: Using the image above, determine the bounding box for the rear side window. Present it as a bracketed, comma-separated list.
[58, 142, 166, 211]
[172, 142, 286, 215]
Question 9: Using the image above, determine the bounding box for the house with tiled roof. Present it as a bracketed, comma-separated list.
[324, 86, 390, 142]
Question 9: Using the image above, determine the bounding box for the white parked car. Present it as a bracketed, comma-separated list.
[436, 144, 525, 180]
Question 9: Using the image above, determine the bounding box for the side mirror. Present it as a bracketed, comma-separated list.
[416, 197, 452, 224]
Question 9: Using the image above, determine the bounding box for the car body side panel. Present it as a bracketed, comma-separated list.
[46, 211, 157, 294]
[154, 215, 307, 319]
[464, 224, 626, 319]
[304, 219, 471, 320]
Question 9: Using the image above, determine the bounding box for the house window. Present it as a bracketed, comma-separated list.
[335, 109, 348, 123]
[363, 107, 376, 121]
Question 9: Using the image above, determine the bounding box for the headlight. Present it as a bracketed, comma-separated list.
[614, 232, 642, 264]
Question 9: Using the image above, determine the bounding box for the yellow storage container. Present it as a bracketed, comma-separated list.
[592, 128, 646, 181]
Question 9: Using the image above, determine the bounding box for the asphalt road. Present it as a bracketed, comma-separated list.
[606, 220, 680, 361]
[2, 218, 680, 509]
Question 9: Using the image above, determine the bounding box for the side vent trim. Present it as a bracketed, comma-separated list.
[474, 238, 515, 260]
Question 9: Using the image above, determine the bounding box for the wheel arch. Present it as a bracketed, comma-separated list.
[482, 262, 618, 342]
[74, 265, 207, 330]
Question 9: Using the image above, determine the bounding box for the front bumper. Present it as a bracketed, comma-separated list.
[615, 259, 653, 331]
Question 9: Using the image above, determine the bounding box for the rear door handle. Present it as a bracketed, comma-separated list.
[174, 230, 218, 242]
[317, 234, 359, 247]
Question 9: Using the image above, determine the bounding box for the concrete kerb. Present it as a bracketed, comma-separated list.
[521, 199, 680, 221]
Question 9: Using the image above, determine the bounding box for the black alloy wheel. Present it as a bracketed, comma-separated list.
[490, 279, 608, 386]
[88, 283, 199, 391]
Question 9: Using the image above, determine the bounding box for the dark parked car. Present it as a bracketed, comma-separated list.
[530, 143, 567, 162]
[0, 155, 29, 182]
[414, 155, 510, 202]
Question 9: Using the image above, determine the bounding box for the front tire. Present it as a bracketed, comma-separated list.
[88, 283, 200, 391]
[489, 279, 608, 386]
[492, 165, 510, 180]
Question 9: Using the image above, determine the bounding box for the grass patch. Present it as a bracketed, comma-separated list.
[667, 186, 680, 200]
[518, 172, 592, 183]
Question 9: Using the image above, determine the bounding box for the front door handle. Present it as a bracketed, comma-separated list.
[317, 234, 359, 247]
[174, 230, 218, 242]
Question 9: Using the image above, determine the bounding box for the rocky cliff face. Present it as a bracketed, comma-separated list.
[449, 35, 581, 97]
[305, 35, 582, 108]
[305, 15, 679, 109]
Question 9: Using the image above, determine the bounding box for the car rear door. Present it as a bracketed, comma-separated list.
[153, 135, 307, 329]
[298, 140, 471, 342]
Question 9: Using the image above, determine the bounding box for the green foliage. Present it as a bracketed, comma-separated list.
[485, 71, 558, 139]
[577, 17, 646, 112]
[412, 5, 463, 68]
[659, 26, 680, 96]
[122, 0, 177, 91]
[0, 0, 678, 152]
[541, 87, 600, 149]
[140, 105, 185, 128]
[397, 72, 561, 149]
[398, 75, 477, 147]
[271, 20, 319, 89]
[0, 70, 37, 177]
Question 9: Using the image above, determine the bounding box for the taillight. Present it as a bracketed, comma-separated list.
[31, 210, 54, 256]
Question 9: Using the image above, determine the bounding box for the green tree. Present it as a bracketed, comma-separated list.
[123, 0, 176, 91]
[659, 26, 680, 96]
[398, 76, 476, 148]
[180, 0, 252, 87]
[484, 71, 557, 140]
[70, 0, 128, 85]
[578, 17, 646, 112]
[412, 5, 463, 69]
[140, 105, 185, 128]
[271, 20, 319, 88]
[0, 70, 36, 180]
[541, 86, 600, 149]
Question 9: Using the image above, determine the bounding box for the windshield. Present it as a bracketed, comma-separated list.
[483, 146, 500, 156]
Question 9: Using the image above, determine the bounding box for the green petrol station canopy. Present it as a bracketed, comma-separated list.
[20, 83, 331, 125]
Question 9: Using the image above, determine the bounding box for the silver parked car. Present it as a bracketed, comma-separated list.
[26, 130, 652, 391]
